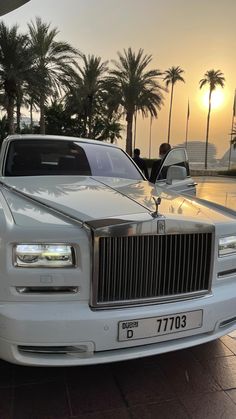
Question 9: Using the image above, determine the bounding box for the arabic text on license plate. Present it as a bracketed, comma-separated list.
[118, 310, 203, 341]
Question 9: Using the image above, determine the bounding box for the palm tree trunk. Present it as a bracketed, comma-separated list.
[88, 95, 93, 138]
[133, 109, 137, 150]
[149, 115, 153, 158]
[88, 116, 92, 137]
[205, 90, 212, 170]
[30, 101, 33, 132]
[39, 93, 45, 134]
[7, 95, 15, 135]
[126, 111, 133, 156]
[16, 95, 21, 134]
[167, 83, 174, 144]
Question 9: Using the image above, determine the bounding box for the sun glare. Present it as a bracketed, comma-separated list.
[202, 88, 224, 110]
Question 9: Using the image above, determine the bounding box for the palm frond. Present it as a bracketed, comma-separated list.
[163, 66, 185, 87]
[199, 69, 225, 91]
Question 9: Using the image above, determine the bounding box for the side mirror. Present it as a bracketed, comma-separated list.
[166, 165, 187, 185]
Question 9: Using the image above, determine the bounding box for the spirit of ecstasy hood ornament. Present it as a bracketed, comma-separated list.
[152, 196, 162, 218]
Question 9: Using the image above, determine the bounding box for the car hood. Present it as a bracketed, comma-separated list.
[1, 176, 234, 225]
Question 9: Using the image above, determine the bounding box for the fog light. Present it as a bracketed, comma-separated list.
[219, 236, 236, 257]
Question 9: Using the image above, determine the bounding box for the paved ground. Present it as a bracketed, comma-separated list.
[0, 333, 236, 418]
[1, 176, 236, 419]
[195, 176, 236, 211]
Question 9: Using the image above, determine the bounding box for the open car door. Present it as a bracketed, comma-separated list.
[154, 147, 197, 195]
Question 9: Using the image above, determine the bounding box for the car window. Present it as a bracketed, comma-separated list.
[157, 148, 190, 181]
[4, 139, 143, 181]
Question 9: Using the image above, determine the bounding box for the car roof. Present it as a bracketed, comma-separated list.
[3, 134, 120, 149]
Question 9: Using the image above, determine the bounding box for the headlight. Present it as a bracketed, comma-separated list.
[219, 236, 236, 257]
[14, 244, 75, 267]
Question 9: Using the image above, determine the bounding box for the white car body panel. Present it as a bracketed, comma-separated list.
[0, 134, 235, 366]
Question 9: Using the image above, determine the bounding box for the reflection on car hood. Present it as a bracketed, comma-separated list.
[1, 176, 233, 224]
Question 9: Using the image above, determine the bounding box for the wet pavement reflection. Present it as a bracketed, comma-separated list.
[195, 176, 236, 211]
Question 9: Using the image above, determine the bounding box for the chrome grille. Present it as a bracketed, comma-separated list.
[96, 233, 212, 306]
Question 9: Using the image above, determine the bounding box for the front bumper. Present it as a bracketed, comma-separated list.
[0, 282, 235, 366]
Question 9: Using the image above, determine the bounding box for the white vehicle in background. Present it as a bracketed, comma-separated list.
[0, 134, 235, 366]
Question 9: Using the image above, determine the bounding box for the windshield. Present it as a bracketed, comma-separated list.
[4, 139, 143, 181]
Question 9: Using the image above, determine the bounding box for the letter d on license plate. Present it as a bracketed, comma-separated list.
[118, 310, 203, 341]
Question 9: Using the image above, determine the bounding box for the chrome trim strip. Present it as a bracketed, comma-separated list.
[218, 268, 236, 278]
[16, 286, 79, 294]
[219, 317, 236, 328]
[93, 290, 212, 310]
[18, 345, 89, 354]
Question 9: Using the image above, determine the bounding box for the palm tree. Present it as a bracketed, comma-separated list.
[24, 83, 40, 132]
[0, 22, 31, 134]
[106, 48, 165, 156]
[102, 115, 123, 143]
[163, 66, 185, 144]
[66, 54, 108, 138]
[92, 112, 123, 143]
[28, 17, 79, 134]
[199, 69, 225, 169]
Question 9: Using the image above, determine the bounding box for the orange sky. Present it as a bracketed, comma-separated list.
[3, 0, 236, 157]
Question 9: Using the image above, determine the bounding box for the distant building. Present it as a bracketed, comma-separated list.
[177, 141, 217, 164]
[221, 146, 236, 166]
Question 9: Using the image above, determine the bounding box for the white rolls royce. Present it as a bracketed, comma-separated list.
[0, 134, 235, 366]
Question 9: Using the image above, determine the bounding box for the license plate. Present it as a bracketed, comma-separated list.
[118, 310, 203, 341]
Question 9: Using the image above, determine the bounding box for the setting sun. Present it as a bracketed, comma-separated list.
[202, 88, 225, 110]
